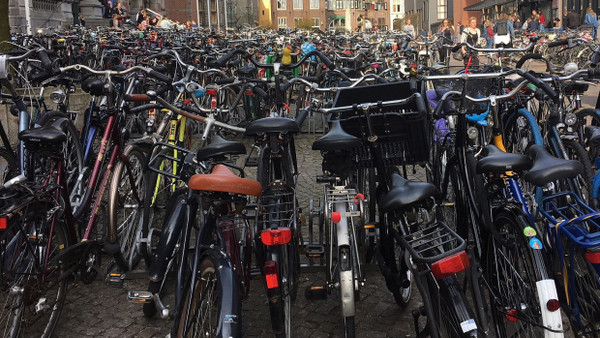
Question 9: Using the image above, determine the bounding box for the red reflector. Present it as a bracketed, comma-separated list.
[0, 217, 6, 230]
[184, 99, 191, 105]
[261, 228, 292, 246]
[264, 261, 279, 289]
[410, 64, 417, 68]
[431, 251, 470, 280]
[244, 90, 254, 96]
[506, 309, 519, 322]
[331, 211, 341, 223]
[211, 97, 217, 109]
[547, 299, 560, 312]
[585, 251, 600, 264]
[206, 89, 217, 95]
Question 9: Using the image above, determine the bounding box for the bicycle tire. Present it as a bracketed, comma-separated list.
[344, 316, 355, 338]
[0, 206, 69, 338]
[108, 145, 147, 271]
[175, 252, 242, 337]
[379, 214, 413, 307]
[0, 148, 18, 186]
[485, 209, 547, 337]
[562, 139, 594, 203]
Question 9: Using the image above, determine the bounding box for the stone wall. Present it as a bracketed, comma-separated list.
[9, 0, 75, 32]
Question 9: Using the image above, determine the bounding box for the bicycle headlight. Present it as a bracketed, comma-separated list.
[565, 113, 577, 126]
[50, 89, 66, 104]
[467, 126, 478, 140]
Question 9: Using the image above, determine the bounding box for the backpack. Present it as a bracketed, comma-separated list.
[494, 20, 508, 35]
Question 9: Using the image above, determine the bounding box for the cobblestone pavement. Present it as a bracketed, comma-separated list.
[52, 132, 422, 338]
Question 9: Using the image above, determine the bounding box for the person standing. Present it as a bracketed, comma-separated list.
[484, 20, 494, 48]
[461, 17, 481, 65]
[539, 11, 546, 31]
[403, 19, 415, 38]
[437, 18, 455, 62]
[566, 9, 581, 29]
[513, 15, 522, 31]
[112, 2, 125, 29]
[528, 14, 540, 32]
[584, 7, 599, 41]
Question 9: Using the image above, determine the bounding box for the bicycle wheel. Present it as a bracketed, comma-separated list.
[176, 253, 242, 337]
[485, 210, 546, 337]
[379, 213, 413, 307]
[562, 139, 593, 203]
[0, 206, 69, 338]
[0, 148, 18, 186]
[564, 245, 600, 335]
[108, 145, 147, 271]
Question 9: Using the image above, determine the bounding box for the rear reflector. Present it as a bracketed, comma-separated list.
[585, 251, 600, 264]
[261, 228, 292, 246]
[0, 216, 6, 230]
[431, 251, 470, 280]
[506, 309, 519, 322]
[546, 299, 560, 312]
[264, 261, 279, 289]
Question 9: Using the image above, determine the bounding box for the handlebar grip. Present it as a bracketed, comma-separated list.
[587, 68, 600, 79]
[315, 51, 335, 70]
[214, 77, 235, 85]
[252, 86, 268, 98]
[30, 71, 52, 84]
[451, 44, 463, 53]
[548, 39, 569, 47]
[37, 49, 53, 72]
[433, 97, 446, 119]
[215, 49, 247, 67]
[148, 69, 172, 83]
[125, 94, 149, 102]
[518, 70, 558, 102]
[296, 109, 310, 128]
[129, 103, 162, 114]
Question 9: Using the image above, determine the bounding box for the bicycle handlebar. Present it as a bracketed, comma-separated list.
[452, 42, 534, 53]
[215, 49, 335, 70]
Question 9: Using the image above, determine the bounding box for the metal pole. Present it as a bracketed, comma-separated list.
[25, 0, 32, 35]
[216, 0, 220, 31]
[196, 0, 201, 25]
[207, 0, 211, 29]
[224, 0, 228, 32]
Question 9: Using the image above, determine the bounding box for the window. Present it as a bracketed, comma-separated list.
[313, 17, 320, 26]
[310, 0, 319, 9]
[278, 17, 287, 27]
[294, 17, 303, 26]
[293, 0, 302, 9]
[437, 0, 447, 20]
[336, 0, 343, 8]
[277, 0, 286, 10]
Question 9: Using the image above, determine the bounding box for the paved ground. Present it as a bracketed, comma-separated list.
[50, 58, 597, 337]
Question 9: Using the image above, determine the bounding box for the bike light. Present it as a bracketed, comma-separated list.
[205, 89, 217, 96]
[261, 228, 292, 246]
[546, 299, 560, 312]
[585, 251, 600, 264]
[565, 113, 577, 126]
[50, 90, 66, 104]
[264, 261, 279, 289]
[506, 309, 519, 322]
[0, 216, 6, 230]
[467, 126, 478, 140]
[431, 251, 470, 280]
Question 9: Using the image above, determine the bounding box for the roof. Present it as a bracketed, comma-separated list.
[464, 0, 514, 11]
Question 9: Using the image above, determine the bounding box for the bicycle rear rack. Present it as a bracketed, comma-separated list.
[256, 187, 296, 230]
[395, 221, 466, 264]
[147, 142, 193, 180]
[540, 191, 600, 249]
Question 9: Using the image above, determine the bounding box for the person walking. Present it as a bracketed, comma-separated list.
[528, 12, 540, 32]
[485, 20, 494, 48]
[584, 7, 599, 41]
[461, 17, 481, 65]
[494, 13, 513, 46]
[403, 19, 416, 38]
[539, 11, 546, 31]
[566, 9, 581, 29]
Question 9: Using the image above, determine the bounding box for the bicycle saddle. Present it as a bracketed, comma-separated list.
[523, 144, 583, 186]
[312, 120, 362, 151]
[188, 164, 262, 197]
[151, 64, 169, 73]
[245, 117, 300, 136]
[19, 124, 67, 147]
[81, 78, 106, 96]
[379, 173, 438, 211]
[476, 145, 532, 175]
[195, 134, 246, 162]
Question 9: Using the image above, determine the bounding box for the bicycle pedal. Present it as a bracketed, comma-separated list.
[245, 156, 258, 167]
[128, 290, 153, 303]
[105, 272, 125, 286]
[305, 244, 325, 258]
[305, 284, 328, 300]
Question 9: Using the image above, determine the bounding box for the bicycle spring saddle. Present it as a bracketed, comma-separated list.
[195, 134, 246, 162]
[380, 173, 438, 211]
[188, 164, 262, 197]
[312, 120, 362, 151]
[523, 144, 583, 186]
[19, 124, 67, 149]
[476, 145, 532, 175]
[245, 117, 300, 136]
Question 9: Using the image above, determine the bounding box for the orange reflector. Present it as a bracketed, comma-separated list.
[0, 217, 6, 230]
[547, 299, 560, 312]
[310, 286, 324, 290]
[109, 273, 121, 277]
[261, 228, 292, 246]
[431, 251, 470, 280]
[585, 251, 600, 264]
[364, 224, 375, 229]
[264, 261, 279, 289]
[506, 309, 519, 322]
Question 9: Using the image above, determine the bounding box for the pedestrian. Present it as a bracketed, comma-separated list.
[79, 12, 86, 26]
[528, 12, 540, 32]
[461, 16, 481, 65]
[539, 11, 546, 31]
[485, 19, 494, 48]
[584, 7, 599, 40]
[136, 8, 146, 26]
[566, 9, 581, 29]
[494, 13, 513, 46]
[112, 2, 125, 29]
[513, 15, 522, 31]
[403, 19, 415, 38]
[437, 18, 455, 62]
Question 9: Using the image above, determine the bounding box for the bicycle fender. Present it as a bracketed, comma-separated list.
[148, 193, 190, 281]
[492, 203, 545, 250]
[203, 250, 243, 338]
